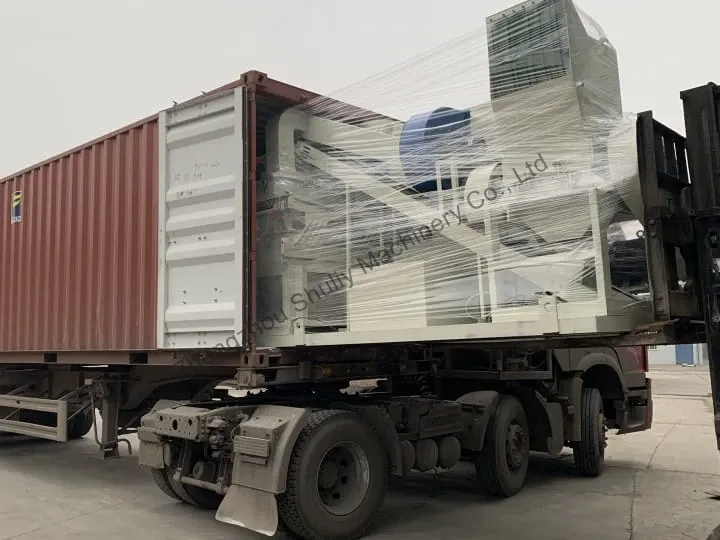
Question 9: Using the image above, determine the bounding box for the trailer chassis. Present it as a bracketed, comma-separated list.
[129, 340, 651, 540]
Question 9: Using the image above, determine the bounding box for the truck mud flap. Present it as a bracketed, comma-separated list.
[216, 485, 279, 537]
[617, 379, 653, 435]
[217, 405, 310, 537]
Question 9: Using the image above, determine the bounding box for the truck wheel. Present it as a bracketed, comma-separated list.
[163, 470, 224, 509]
[68, 408, 94, 440]
[475, 395, 530, 497]
[167, 471, 224, 510]
[573, 387, 606, 477]
[706, 524, 720, 540]
[177, 481, 224, 510]
[278, 410, 388, 540]
[159, 443, 225, 510]
[150, 467, 184, 502]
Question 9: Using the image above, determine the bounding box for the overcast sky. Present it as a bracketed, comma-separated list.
[0, 0, 716, 178]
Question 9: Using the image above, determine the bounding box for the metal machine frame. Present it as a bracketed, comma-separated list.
[257, 134, 650, 348]
[250, 0, 653, 350]
[256, 116, 652, 350]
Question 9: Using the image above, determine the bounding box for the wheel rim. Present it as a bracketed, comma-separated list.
[599, 411, 607, 458]
[316, 442, 370, 516]
[505, 421, 527, 472]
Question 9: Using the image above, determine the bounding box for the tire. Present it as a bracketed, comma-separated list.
[707, 524, 720, 540]
[178, 482, 224, 510]
[160, 443, 225, 510]
[150, 467, 184, 502]
[474, 395, 530, 497]
[278, 410, 388, 540]
[68, 408, 94, 440]
[573, 387, 606, 477]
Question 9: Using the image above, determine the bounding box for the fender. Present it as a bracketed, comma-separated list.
[506, 387, 565, 455]
[217, 405, 310, 537]
[555, 348, 626, 385]
[575, 350, 627, 399]
[561, 349, 627, 441]
[455, 390, 501, 451]
[575, 350, 624, 376]
[455, 390, 564, 455]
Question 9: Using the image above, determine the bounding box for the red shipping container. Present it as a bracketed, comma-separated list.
[0, 118, 159, 352]
[0, 72, 328, 357]
[0, 71, 388, 359]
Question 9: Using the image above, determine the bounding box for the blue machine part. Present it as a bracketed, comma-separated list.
[675, 343, 694, 365]
[399, 107, 471, 193]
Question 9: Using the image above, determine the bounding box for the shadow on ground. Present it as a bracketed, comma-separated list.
[0, 435, 607, 539]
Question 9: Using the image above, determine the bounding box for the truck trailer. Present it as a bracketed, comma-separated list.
[3, 0, 718, 538]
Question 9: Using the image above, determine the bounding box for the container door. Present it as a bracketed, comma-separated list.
[157, 88, 247, 349]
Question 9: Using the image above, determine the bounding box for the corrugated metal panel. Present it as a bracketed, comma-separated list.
[0, 119, 159, 352]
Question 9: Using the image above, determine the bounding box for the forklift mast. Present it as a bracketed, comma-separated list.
[683, 84, 720, 451]
[639, 83, 720, 450]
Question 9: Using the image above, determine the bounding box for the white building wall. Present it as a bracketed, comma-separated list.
[695, 343, 708, 366]
[648, 345, 676, 366]
[647, 343, 707, 366]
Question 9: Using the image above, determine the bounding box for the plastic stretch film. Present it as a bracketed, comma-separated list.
[255, 0, 648, 347]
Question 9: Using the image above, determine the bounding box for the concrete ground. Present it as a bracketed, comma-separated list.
[1, 366, 720, 540]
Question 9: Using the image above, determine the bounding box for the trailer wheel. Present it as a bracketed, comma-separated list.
[573, 387, 606, 477]
[68, 408, 94, 440]
[475, 395, 530, 497]
[278, 410, 388, 540]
